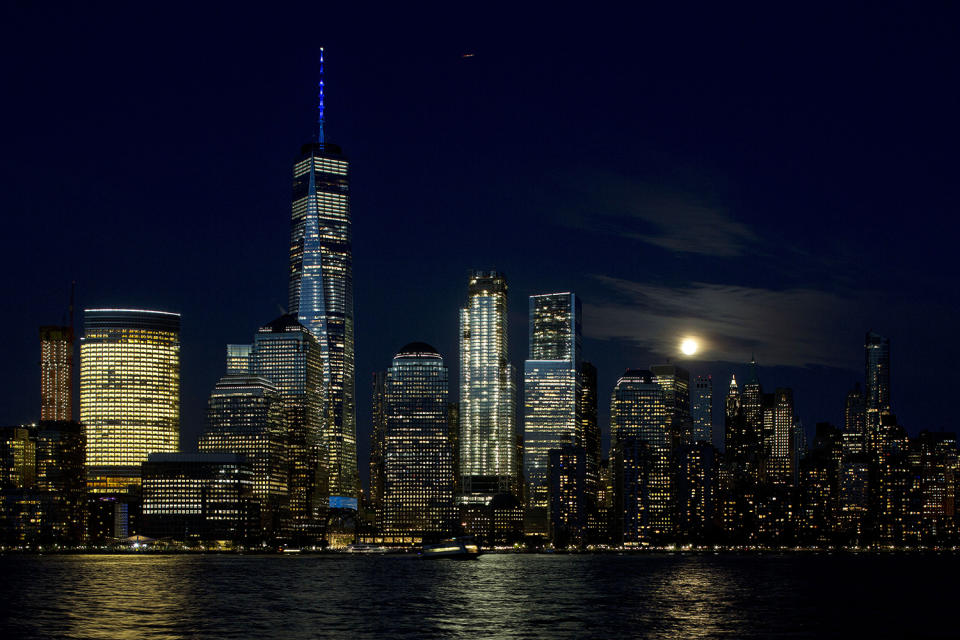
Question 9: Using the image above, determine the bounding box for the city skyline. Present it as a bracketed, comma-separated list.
[3, 4, 958, 496]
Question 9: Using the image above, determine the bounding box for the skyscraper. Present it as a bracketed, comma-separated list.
[288, 50, 358, 507]
[691, 375, 713, 445]
[199, 372, 288, 536]
[610, 369, 672, 542]
[865, 331, 890, 444]
[79, 309, 180, 492]
[523, 293, 581, 530]
[40, 326, 73, 422]
[843, 382, 867, 457]
[250, 314, 324, 537]
[579, 361, 600, 505]
[369, 370, 387, 530]
[650, 364, 692, 447]
[382, 343, 454, 540]
[459, 271, 517, 501]
[762, 388, 795, 485]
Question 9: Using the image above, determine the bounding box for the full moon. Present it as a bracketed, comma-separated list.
[681, 338, 698, 356]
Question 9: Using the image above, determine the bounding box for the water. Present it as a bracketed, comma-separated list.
[0, 553, 952, 638]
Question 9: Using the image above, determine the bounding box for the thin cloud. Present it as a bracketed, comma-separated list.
[565, 173, 759, 257]
[584, 276, 864, 370]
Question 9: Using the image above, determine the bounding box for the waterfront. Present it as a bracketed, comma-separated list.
[0, 553, 952, 639]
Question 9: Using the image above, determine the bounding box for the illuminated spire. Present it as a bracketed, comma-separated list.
[317, 47, 325, 144]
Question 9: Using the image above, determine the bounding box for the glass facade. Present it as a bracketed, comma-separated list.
[141, 453, 254, 542]
[611, 370, 672, 542]
[369, 370, 387, 530]
[381, 343, 454, 540]
[39, 326, 73, 422]
[79, 309, 180, 489]
[251, 314, 324, 536]
[225, 344, 252, 375]
[200, 374, 288, 534]
[289, 142, 358, 506]
[650, 364, 692, 447]
[459, 271, 517, 500]
[524, 293, 581, 521]
[865, 330, 891, 443]
[691, 375, 713, 445]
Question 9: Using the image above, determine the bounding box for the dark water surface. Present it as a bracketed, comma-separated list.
[0, 553, 952, 638]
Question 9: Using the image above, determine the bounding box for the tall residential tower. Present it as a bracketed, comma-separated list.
[459, 271, 517, 502]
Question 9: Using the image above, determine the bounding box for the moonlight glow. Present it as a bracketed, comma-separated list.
[681, 338, 698, 356]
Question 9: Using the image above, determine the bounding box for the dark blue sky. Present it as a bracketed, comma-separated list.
[2, 3, 958, 487]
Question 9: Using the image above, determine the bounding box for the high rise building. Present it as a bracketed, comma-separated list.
[548, 444, 587, 547]
[691, 375, 713, 445]
[523, 293, 581, 530]
[762, 388, 795, 485]
[381, 343, 454, 541]
[40, 326, 73, 422]
[650, 364, 692, 447]
[843, 383, 867, 457]
[369, 370, 387, 530]
[610, 369, 672, 542]
[250, 314, 325, 537]
[288, 51, 358, 507]
[79, 309, 180, 492]
[865, 331, 891, 444]
[35, 421, 86, 544]
[579, 361, 600, 505]
[459, 271, 517, 501]
[199, 373, 288, 536]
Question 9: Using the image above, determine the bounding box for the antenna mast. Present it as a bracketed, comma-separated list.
[317, 47, 325, 144]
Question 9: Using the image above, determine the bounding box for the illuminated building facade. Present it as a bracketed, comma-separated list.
[762, 388, 795, 485]
[523, 293, 581, 531]
[141, 453, 255, 543]
[676, 441, 718, 543]
[369, 371, 387, 530]
[288, 108, 358, 508]
[0, 423, 86, 545]
[381, 343, 454, 541]
[579, 361, 600, 518]
[691, 375, 713, 445]
[459, 271, 517, 501]
[843, 383, 867, 457]
[40, 326, 73, 422]
[199, 373, 288, 535]
[548, 444, 587, 547]
[250, 314, 325, 537]
[865, 331, 891, 449]
[226, 344, 253, 375]
[79, 309, 180, 492]
[35, 421, 86, 543]
[651, 364, 692, 448]
[611, 370, 672, 543]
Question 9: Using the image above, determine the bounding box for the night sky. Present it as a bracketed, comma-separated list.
[3, 4, 958, 489]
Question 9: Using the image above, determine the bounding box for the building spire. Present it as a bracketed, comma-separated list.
[317, 47, 325, 144]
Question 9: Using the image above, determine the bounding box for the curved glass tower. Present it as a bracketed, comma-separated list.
[79, 308, 180, 492]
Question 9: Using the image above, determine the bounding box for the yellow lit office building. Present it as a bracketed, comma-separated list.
[80, 309, 180, 492]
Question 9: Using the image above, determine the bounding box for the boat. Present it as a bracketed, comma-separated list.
[420, 536, 482, 559]
[345, 543, 390, 554]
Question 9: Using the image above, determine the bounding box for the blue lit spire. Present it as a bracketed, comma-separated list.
[317, 47, 325, 144]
